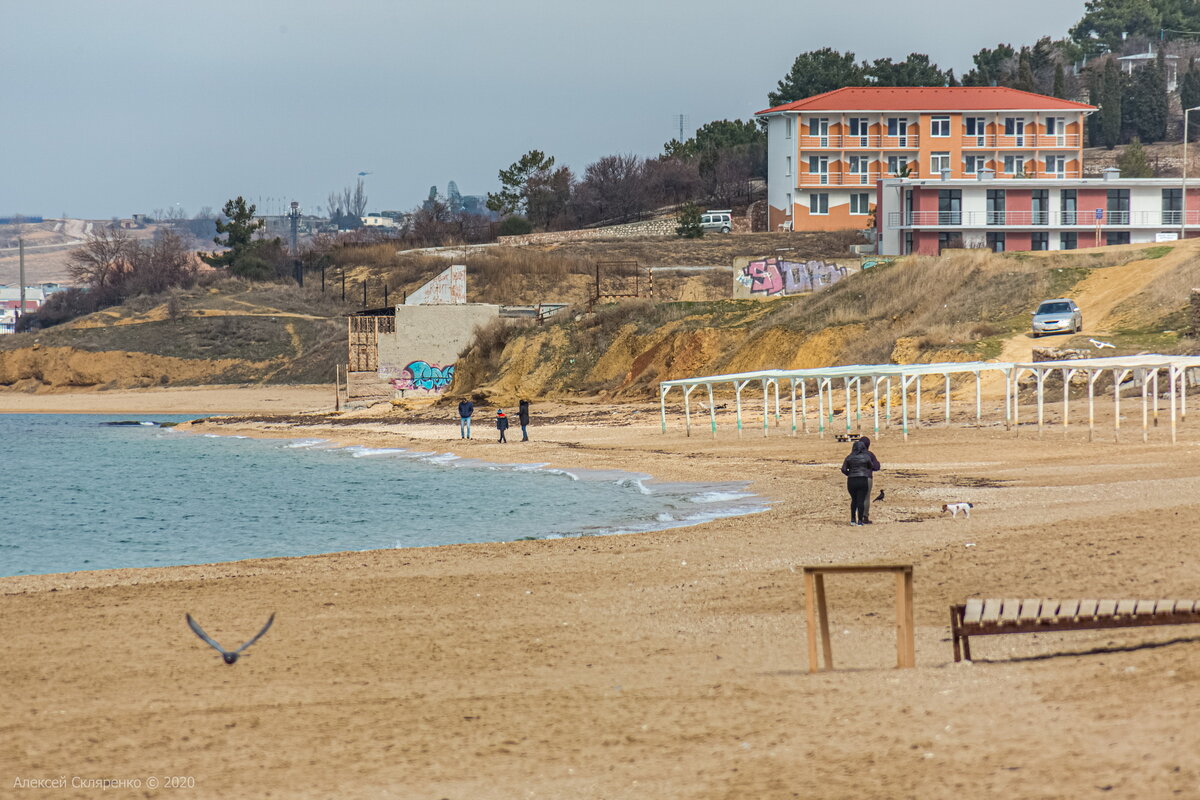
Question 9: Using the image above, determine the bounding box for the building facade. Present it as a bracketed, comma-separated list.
[876, 173, 1200, 255]
[757, 87, 1095, 233]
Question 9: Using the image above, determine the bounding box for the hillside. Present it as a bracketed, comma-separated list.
[3, 233, 1196, 397]
[0, 281, 355, 391]
[450, 241, 1200, 404]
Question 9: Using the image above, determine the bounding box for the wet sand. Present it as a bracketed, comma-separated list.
[3, 396, 1200, 799]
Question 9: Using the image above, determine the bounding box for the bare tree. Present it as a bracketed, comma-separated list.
[340, 178, 368, 219]
[576, 154, 647, 224]
[67, 227, 135, 288]
[326, 191, 342, 219]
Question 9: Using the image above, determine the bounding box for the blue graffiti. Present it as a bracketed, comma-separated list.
[398, 361, 455, 391]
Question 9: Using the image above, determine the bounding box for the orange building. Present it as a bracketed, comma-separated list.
[756, 87, 1096, 232]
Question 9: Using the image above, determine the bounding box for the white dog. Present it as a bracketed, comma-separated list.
[942, 502, 974, 518]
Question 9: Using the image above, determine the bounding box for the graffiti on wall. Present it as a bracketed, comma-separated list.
[392, 361, 456, 392]
[735, 258, 849, 297]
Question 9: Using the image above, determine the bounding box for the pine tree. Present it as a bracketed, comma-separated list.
[1116, 137, 1153, 178]
[1014, 49, 1035, 92]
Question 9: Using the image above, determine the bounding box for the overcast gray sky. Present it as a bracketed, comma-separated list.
[3, 0, 1087, 220]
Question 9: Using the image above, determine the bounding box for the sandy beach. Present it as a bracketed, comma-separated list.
[3, 391, 1200, 799]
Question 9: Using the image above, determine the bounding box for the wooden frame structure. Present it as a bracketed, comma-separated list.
[803, 564, 915, 672]
[950, 598, 1200, 662]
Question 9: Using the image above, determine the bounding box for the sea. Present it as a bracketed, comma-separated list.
[0, 414, 768, 577]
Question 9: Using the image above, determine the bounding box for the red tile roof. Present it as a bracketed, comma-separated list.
[757, 86, 1096, 115]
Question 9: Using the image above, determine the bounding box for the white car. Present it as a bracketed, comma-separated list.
[700, 210, 732, 234]
[1031, 298, 1082, 338]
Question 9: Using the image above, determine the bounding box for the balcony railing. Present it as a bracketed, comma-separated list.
[887, 210, 1200, 228]
[799, 134, 920, 149]
[798, 171, 894, 186]
[961, 134, 1081, 148]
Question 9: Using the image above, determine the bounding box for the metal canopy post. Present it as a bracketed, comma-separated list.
[801, 379, 809, 434]
[901, 375, 911, 441]
[761, 379, 769, 438]
[1152, 369, 1160, 428]
[1087, 370, 1099, 441]
[1170, 364, 1178, 444]
[790, 379, 798, 436]
[1036, 368, 1046, 438]
[735, 380, 747, 437]
[944, 372, 952, 426]
[1115, 368, 1130, 442]
[1004, 368, 1012, 431]
[683, 384, 696, 437]
[707, 383, 716, 438]
[975, 371, 982, 425]
[843, 377, 852, 434]
[773, 379, 782, 429]
[872, 377, 881, 436]
[885, 377, 893, 429]
[817, 379, 826, 438]
[915, 375, 922, 428]
[1141, 369, 1151, 443]
[659, 385, 669, 433]
[855, 378, 863, 431]
[1062, 368, 1076, 433]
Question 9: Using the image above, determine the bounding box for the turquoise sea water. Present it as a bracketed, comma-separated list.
[0, 414, 766, 577]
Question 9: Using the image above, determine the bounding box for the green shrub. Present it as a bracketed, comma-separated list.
[498, 215, 534, 236]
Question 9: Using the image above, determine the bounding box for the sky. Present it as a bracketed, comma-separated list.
[3, 0, 1087, 220]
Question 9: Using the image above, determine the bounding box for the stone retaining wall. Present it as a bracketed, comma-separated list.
[498, 218, 678, 246]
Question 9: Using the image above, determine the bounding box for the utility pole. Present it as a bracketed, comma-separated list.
[18, 236, 26, 328]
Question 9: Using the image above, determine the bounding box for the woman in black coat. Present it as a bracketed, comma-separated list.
[518, 399, 530, 441]
[840, 438, 880, 525]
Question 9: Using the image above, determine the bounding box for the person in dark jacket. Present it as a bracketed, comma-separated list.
[458, 399, 474, 439]
[840, 438, 881, 525]
[518, 399, 530, 441]
[859, 436, 879, 520]
[496, 409, 509, 443]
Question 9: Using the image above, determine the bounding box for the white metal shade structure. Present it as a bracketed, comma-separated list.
[659, 355, 1200, 443]
[1008, 354, 1200, 443]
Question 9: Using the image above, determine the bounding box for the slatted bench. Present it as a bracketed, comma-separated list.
[950, 598, 1200, 662]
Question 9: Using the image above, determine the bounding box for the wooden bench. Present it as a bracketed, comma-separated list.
[834, 433, 861, 443]
[950, 598, 1200, 662]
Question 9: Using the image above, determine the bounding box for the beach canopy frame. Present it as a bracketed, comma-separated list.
[660, 355, 1200, 443]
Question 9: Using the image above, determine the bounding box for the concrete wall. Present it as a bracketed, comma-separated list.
[377, 304, 501, 394]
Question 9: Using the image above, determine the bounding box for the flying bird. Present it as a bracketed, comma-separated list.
[357, 171, 372, 176]
[1089, 338, 1115, 350]
[186, 613, 275, 665]
[874, 489, 885, 502]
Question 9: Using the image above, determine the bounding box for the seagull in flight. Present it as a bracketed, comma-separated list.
[186, 613, 275, 665]
[1089, 338, 1115, 350]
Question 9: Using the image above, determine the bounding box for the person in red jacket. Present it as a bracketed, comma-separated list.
[495, 409, 509, 443]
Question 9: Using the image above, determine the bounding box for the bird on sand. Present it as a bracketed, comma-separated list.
[186, 613, 275, 665]
[874, 489, 885, 502]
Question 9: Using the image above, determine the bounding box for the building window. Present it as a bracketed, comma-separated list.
[1044, 155, 1066, 176]
[937, 233, 963, 254]
[1106, 231, 1131, 246]
[1004, 117, 1026, 145]
[850, 193, 871, 215]
[809, 118, 829, 138]
[987, 189, 1006, 225]
[986, 232, 1006, 252]
[1163, 188, 1183, 225]
[1060, 232, 1077, 250]
[964, 155, 987, 174]
[904, 231, 913, 255]
[808, 155, 829, 183]
[1061, 189, 1077, 226]
[848, 117, 869, 145]
[785, 116, 793, 139]
[1003, 155, 1025, 176]
[887, 155, 909, 175]
[786, 156, 792, 177]
[964, 116, 986, 145]
[1031, 232, 1049, 251]
[938, 189, 962, 225]
[1031, 190, 1049, 225]
[931, 116, 950, 137]
[931, 152, 951, 174]
[1107, 189, 1130, 224]
[809, 193, 829, 215]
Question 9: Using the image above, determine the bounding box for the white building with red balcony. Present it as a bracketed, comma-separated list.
[875, 171, 1200, 255]
[757, 86, 1095, 233]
